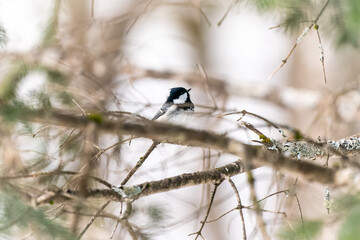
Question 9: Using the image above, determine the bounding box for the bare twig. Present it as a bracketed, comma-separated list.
[227, 177, 247, 240]
[0, 170, 112, 188]
[196, 64, 217, 109]
[59, 128, 76, 148]
[247, 171, 271, 240]
[91, 0, 94, 18]
[32, 125, 51, 137]
[189, 183, 221, 240]
[218, 110, 285, 137]
[78, 202, 110, 239]
[218, 0, 236, 26]
[122, 218, 138, 240]
[315, 25, 327, 83]
[72, 99, 87, 116]
[251, 190, 289, 207]
[121, 141, 159, 185]
[125, 0, 153, 34]
[293, 179, 305, 237]
[267, 42, 299, 81]
[207, 189, 289, 223]
[122, 201, 138, 240]
[66, 138, 131, 189]
[110, 202, 124, 239]
[267, 0, 330, 81]
[205, 207, 237, 223]
[103, 110, 149, 121]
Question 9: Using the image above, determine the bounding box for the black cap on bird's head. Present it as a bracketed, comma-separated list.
[152, 87, 194, 121]
[166, 87, 193, 104]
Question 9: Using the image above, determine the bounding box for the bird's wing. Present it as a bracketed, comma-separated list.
[152, 102, 172, 120]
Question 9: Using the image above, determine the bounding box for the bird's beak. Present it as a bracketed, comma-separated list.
[187, 88, 191, 92]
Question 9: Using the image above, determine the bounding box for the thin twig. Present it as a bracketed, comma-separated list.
[110, 202, 123, 239]
[217, 110, 284, 136]
[315, 25, 327, 83]
[207, 189, 289, 223]
[267, 42, 299, 81]
[227, 177, 247, 240]
[72, 99, 87, 116]
[67, 138, 131, 189]
[247, 171, 271, 240]
[268, 21, 312, 30]
[0, 170, 112, 188]
[196, 63, 217, 109]
[121, 201, 138, 240]
[293, 179, 305, 237]
[78, 202, 110, 239]
[125, 0, 153, 34]
[251, 190, 289, 207]
[122, 219, 138, 240]
[59, 128, 76, 148]
[189, 183, 221, 240]
[121, 141, 159, 185]
[294, 192, 305, 235]
[103, 110, 149, 121]
[190, 1, 211, 26]
[218, 0, 236, 26]
[71, 205, 81, 234]
[268, 24, 282, 29]
[205, 207, 237, 223]
[91, 0, 94, 18]
[32, 125, 50, 137]
[267, 0, 330, 81]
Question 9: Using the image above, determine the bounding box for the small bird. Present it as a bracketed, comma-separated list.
[152, 87, 194, 124]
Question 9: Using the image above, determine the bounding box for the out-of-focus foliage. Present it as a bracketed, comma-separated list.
[331, 0, 360, 47]
[0, 62, 29, 101]
[146, 204, 166, 228]
[0, 61, 68, 106]
[0, 101, 33, 123]
[248, 0, 360, 47]
[278, 195, 360, 240]
[336, 195, 360, 240]
[278, 220, 323, 240]
[0, 191, 76, 239]
[0, 23, 7, 47]
[41, 0, 60, 46]
[130, 204, 167, 237]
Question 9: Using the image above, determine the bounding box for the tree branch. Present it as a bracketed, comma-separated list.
[15, 109, 337, 186]
[35, 152, 337, 205]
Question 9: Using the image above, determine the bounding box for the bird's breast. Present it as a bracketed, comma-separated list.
[156, 105, 194, 125]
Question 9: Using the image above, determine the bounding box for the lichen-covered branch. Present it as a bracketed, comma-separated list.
[275, 136, 360, 160]
[35, 160, 245, 204]
[35, 150, 338, 206]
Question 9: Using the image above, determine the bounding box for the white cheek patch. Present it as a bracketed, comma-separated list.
[173, 92, 187, 104]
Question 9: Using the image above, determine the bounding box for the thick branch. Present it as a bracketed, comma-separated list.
[36, 160, 244, 204]
[36, 154, 336, 205]
[19, 110, 336, 185]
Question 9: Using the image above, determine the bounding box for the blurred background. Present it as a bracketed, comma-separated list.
[0, 0, 360, 239]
